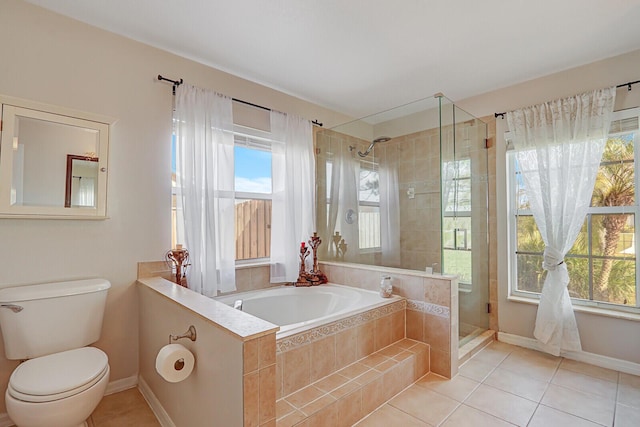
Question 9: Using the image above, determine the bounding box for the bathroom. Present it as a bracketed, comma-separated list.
[1, 1, 640, 426]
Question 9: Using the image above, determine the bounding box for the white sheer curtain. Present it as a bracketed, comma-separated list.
[379, 157, 400, 267]
[270, 111, 315, 283]
[507, 87, 616, 355]
[327, 139, 360, 262]
[174, 84, 236, 296]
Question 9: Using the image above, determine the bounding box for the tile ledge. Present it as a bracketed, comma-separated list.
[137, 277, 279, 341]
[320, 261, 458, 280]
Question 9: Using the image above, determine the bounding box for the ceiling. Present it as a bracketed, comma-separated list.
[24, 0, 640, 118]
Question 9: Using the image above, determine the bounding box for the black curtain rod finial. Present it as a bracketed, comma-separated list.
[495, 112, 505, 119]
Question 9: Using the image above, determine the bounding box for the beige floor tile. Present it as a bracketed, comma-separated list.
[552, 368, 618, 400]
[440, 404, 516, 427]
[620, 372, 640, 387]
[465, 384, 537, 426]
[355, 403, 428, 426]
[415, 373, 480, 402]
[528, 405, 601, 427]
[484, 367, 549, 402]
[389, 384, 459, 426]
[498, 349, 560, 382]
[471, 345, 511, 367]
[558, 358, 619, 383]
[91, 388, 160, 427]
[458, 358, 496, 382]
[615, 403, 640, 427]
[485, 341, 518, 354]
[618, 373, 640, 409]
[541, 383, 615, 426]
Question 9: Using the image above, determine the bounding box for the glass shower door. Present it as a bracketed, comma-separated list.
[440, 101, 490, 347]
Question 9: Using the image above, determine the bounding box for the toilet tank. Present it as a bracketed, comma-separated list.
[0, 278, 110, 360]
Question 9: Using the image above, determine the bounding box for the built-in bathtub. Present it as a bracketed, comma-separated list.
[216, 283, 401, 338]
[218, 282, 410, 400]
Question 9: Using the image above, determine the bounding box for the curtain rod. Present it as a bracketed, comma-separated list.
[494, 79, 640, 119]
[158, 74, 323, 127]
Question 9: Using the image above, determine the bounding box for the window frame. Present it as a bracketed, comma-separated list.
[171, 124, 275, 264]
[507, 108, 640, 314]
[357, 163, 381, 252]
[443, 158, 473, 286]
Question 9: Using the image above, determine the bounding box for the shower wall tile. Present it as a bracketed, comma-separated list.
[424, 277, 452, 308]
[424, 313, 451, 352]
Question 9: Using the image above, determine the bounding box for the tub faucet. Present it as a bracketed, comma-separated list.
[233, 299, 243, 311]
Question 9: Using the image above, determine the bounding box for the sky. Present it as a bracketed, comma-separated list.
[171, 140, 272, 194]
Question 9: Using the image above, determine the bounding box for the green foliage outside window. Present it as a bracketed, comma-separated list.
[515, 134, 637, 307]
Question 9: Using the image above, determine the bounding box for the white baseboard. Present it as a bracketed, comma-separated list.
[498, 332, 640, 376]
[138, 376, 176, 427]
[105, 374, 139, 395]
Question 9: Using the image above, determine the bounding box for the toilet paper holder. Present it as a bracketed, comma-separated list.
[169, 325, 197, 344]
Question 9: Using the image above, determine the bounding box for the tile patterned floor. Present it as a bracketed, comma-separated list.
[88, 387, 160, 427]
[356, 340, 640, 426]
[66, 341, 640, 426]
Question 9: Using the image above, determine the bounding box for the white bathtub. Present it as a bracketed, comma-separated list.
[216, 283, 401, 338]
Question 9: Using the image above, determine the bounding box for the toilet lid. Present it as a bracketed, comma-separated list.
[9, 347, 108, 402]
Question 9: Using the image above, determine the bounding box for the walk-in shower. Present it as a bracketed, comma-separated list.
[315, 94, 489, 348]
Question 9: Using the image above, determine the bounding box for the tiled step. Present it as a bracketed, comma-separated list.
[275, 338, 429, 427]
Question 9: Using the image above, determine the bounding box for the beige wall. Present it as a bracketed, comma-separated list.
[0, 0, 351, 415]
[138, 285, 245, 426]
[458, 49, 640, 364]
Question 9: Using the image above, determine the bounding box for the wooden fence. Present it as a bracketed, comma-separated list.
[235, 199, 272, 260]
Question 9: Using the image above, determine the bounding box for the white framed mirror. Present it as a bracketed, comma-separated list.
[0, 95, 112, 219]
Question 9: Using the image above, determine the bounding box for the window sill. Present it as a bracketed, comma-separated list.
[507, 295, 640, 322]
[235, 260, 270, 269]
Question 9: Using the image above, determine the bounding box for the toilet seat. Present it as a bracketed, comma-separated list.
[8, 347, 109, 403]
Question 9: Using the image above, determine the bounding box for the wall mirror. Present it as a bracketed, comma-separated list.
[0, 95, 112, 218]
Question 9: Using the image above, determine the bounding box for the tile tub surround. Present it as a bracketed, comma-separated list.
[276, 299, 406, 398]
[276, 338, 429, 427]
[320, 262, 459, 378]
[137, 277, 279, 427]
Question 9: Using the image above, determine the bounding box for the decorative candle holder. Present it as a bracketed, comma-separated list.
[295, 242, 311, 286]
[306, 232, 328, 285]
[166, 244, 190, 287]
[292, 233, 328, 286]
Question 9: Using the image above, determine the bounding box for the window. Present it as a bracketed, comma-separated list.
[171, 125, 273, 262]
[325, 160, 381, 252]
[508, 109, 640, 312]
[358, 166, 380, 250]
[443, 158, 472, 285]
[233, 129, 272, 262]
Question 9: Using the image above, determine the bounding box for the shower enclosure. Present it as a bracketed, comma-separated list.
[315, 94, 489, 347]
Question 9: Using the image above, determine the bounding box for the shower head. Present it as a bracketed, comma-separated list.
[358, 136, 391, 157]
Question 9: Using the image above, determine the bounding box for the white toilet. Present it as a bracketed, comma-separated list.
[0, 279, 111, 427]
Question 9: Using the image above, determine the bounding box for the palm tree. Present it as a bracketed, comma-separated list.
[591, 136, 635, 301]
